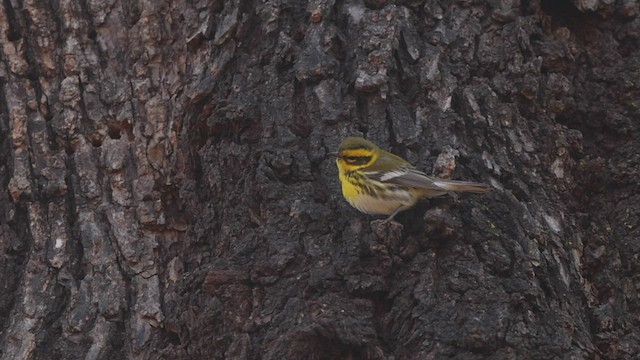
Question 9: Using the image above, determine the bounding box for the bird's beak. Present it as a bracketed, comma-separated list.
[328, 151, 339, 157]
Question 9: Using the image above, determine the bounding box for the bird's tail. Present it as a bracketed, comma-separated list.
[432, 179, 491, 193]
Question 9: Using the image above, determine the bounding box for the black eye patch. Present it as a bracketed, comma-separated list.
[343, 156, 372, 165]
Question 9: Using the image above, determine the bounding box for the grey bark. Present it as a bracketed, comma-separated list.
[1, 0, 639, 359]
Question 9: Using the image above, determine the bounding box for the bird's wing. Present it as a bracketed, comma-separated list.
[363, 153, 490, 193]
[368, 167, 490, 193]
[365, 166, 447, 191]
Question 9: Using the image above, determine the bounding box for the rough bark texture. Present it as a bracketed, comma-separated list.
[1, 0, 639, 359]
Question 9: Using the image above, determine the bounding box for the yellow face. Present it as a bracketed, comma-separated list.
[336, 148, 377, 174]
[335, 137, 381, 174]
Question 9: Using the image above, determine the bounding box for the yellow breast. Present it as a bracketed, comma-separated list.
[339, 171, 417, 215]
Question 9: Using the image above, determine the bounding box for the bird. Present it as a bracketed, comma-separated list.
[335, 137, 490, 221]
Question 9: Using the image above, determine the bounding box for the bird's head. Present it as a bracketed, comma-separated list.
[335, 137, 380, 173]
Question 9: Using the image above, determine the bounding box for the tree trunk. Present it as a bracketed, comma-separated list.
[1, 0, 639, 359]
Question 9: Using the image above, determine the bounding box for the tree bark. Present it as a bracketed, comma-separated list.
[1, 0, 639, 359]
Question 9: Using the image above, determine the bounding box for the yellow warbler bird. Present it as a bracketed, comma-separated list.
[336, 137, 490, 221]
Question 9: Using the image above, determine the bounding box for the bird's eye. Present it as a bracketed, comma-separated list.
[344, 156, 372, 165]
